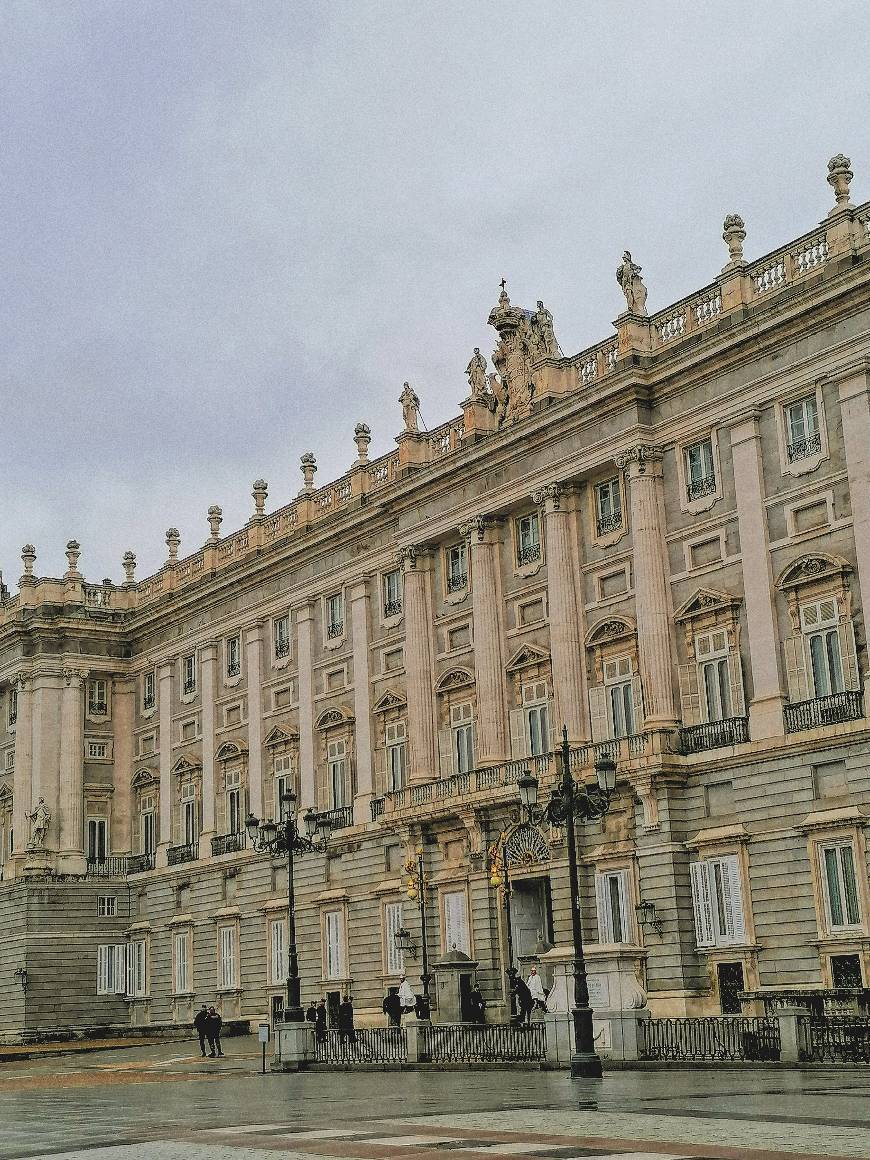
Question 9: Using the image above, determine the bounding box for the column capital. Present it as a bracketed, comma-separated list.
[396, 544, 433, 570]
[615, 445, 664, 475]
[62, 667, 87, 687]
[458, 514, 502, 543]
[14, 670, 31, 691]
[531, 481, 573, 512]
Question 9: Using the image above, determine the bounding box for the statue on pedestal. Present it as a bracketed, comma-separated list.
[616, 251, 648, 316]
[399, 382, 420, 433]
[465, 348, 488, 398]
[26, 798, 51, 851]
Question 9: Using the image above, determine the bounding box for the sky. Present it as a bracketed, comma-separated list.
[2, 1, 869, 586]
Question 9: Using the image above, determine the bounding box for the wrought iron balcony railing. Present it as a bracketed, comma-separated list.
[323, 805, 353, 830]
[383, 599, 403, 617]
[211, 831, 246, 856]
[686, 474, 717, 501]
[518, 543, 542, 565]
[85, 856, 131, 879]
[680, 717, 750, 754]
[326, 621, 344, 639]
[370, 797, 385, 821]
[446, 571, 468, 593]
[274, 639, 290, 658]
[787, 431, 822, 462]
[167, 842, 198, 866]
[182, 677, 197, 694]
[784, 690, 863, 734]
[596, 512, 623, 536]
[127, 852, 155, 874]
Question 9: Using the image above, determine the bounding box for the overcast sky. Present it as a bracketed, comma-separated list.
[2, 1, 869, 586]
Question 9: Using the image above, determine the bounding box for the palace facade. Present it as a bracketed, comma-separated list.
[2, 156, 870, 1042]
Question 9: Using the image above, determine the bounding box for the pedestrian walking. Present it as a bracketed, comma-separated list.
[468, 982, 486, 1025]
[205, 1005, 223, 1057]
[382, 989, 402, 1027]
[527, 966, 548, 1014]
[314, 997, 328, 1043]
[338, 994, 357, 1045]
[512, 976, 534, 1024]
[193, 1004, 209, 1056]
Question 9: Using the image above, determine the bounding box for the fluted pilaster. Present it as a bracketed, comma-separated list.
[244, 624, 264, 819]
[199, 643, 218, 853]
[11, 673, 32, 861]
[58, 668, 85, 867]
[399, 546, 437, 782]
[461, 516, 508, 763]
[295, 601, 316, 808]
[349, 578, 374, 820]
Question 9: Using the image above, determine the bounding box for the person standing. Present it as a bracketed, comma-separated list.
[205, 1006, 223, 1057]
[338, 994, 356, 1045]
[382, 989, 402, 1027]
[193, 1005, 209, 1057]
[512, 976, 534, 1024]
[305, 1001, 317, 1026]
[468, 982, 486, 1025]
[398, 975, 416, 1017]
[314, 997, 328, 1044]
[527, 966, 548, 1014]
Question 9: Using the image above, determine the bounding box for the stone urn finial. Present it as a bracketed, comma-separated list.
[827, 153, 854, 213]
[354, 423, 372, 463]
[122, 550, 137, 586]
[20, 544, 36, 580]
[300, 452, 317, 492]
[165, 527, 181, 562]
[252, 478, 268, 516]
[65, 539, 82, 578]
[207, 504, 223, 541]
[722, 213, 746, 266]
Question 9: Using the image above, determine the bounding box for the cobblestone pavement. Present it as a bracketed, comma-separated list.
[0, 1037, 868, 1160]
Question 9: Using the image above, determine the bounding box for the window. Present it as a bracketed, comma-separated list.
[87, 818, 108, 862]
[595, 869, 631, 943]
[443, 889, 471, 955]
[684, 438, 716, 501]
[274, 753, 293, 818]
[182, 654, 197, 695]
[596, 478, 623, 536]
[523, 682, 550, 756]
[516, 513, 541, 565]
[385, 721, 407, 791]
[447, 543, 468, 592]
[97, 896, 117, 918]
[785, 394, 821, 462]
[383, 570, 402, 617]
[181, 783, 198, 847]
[328, 739, 348, 809]
[451, 703, 475, 774]
[4, 750, 13, 771]
[384, 901, 404, 975]
[97, 944, 126, 995]
[269, 917, 287, 985]
[801, 600, 844, 698]
[126, 940, 147, 998]
[690, 855, 747, 947]
[696, 630, 732, 722]
[324, 909, 345, 979]
[173, 931, 191, 994]
[8, 687, 17, 726]
[606, 660, 635, 740]
[273, 615, 290, 659]
[820, 842, 861, 930]
[142, 671, 155, 711]
[326, 593, 344, 639]
[226, 769, 243, 834]
[88, 679, 107, 715]
[218, 925, 238, 990]
[225, 636, 241, 678]
[88, 741, 109, 760]
[141, 797, 157, 855]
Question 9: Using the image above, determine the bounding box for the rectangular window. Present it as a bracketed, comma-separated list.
[88, 679, 108, 715]
[87, 818, 108, 862]
[595, 869, 631, 943]
[269, 917, 287, 985]
[685, 438, 716, 500]
[447, 544, 468, 592]
[690, 855, 747, 948]
[384, 901, 404, 975]
[516, 513, 541, 565]
[328, 739, 347, 809]
[522, 682, 550, 756]
[142, 671, 155, 711]
[218, 925, 238, 990]
[97, 896, 117, 918]
[88, 741, 109, 759]
[126, 940, 146, 998]
[173, 931, 191, 994]
[142, 808, 156, 855]
[786, 394, 821, 461]
[383, 570, 403, 617]
[608, 681, 635, 739]
[225, 636, 241, 678]
[385, 721, 407, 792]
[820, 843, 862, 930]
[182, 654, 197, 695]
[809, 629, 844, 698]
[596, 478, 623, 536]
[451, 703, 475, 774]
[181, 784, 198, 847]
[8, 687, 17, 726]
[324, 909, 345, 979]
[273, 753, 293, 818]
[97, 944, 127, 995]
[227, 787, 242, 834]
[326, 593, 344, 639]
[273, 615, 290, 659]
[443, 889, 471, 955]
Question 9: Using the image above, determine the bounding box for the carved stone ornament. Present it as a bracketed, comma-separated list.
[465, 348, 489, 399]
[485, 285, 561, 427]
[531, 482, 563, 510]
[207, 505, 223, 540]
[827, 154, 853, 211]
[122, 551, 137, 585]
[722, 214, 746, 264]
[251, 479, 268, 516]
[353, 423, 371, 462]
[20, 545, 36, 577]
[615, 444, 663, 474]
[165, 528, 181, 561]
[458, 514, 499, 542]
[317, 708, 347, 730]
[300, 453, 317, 491]
[65, 540, 82, 576]
[396, 543, 430, 570]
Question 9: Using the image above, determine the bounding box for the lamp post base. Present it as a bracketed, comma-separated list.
[283, 1006, 304, 1023]
[570, 1051, 603, 1079]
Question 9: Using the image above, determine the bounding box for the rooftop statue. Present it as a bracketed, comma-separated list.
[616, 251, 648, 316]
[399, 382, 421, 433]
[465, 348, 488, 399]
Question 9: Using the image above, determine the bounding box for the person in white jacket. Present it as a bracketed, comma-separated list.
[397, 975, 416, 1015]
[527, 966, 547, 1013]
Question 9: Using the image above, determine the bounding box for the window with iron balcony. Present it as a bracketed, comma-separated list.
[225, 636, 241, 678]
[785, 394, 822, 462]
[595, 478, 623, 537]
[382, 570, 403, 617]
[8, 688, 17, 727]
[142, 672, 155, 711]
[446, 543, 468, 592]
[516, 513, 541, 565]
[182, 654, 197, 695]
[273, 615, 290, 658]
[684, 438, 716, 502]
[326, 593, 344, 638]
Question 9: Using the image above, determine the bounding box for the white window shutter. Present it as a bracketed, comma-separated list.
[617, 870, 632, 943]
[690, 862, 715, 947]
[588, 685, 608, 742]
[438, 728, 454, 777]
[678, 664, 701, 726]
[727, 651, 746, 717]
[630, 674, 644, 730]
[113, 945, 126, 994]
[126, 943, 135, 996]
[443, 890, 470, 954]
[594, 874, 612, 942]
[723, 855, 746, 944]
[839, 619, 860, 692]
[97, 945, 109, 994]
[783, 637, 809, 703]
[509, 708, 529, 758]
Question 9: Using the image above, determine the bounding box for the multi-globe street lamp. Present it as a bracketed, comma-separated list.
[488, 832, 518, 1017]
[245, 790, 332, 1022]
[394, 847, 431, 1020]
[516, 725, 617, 1078]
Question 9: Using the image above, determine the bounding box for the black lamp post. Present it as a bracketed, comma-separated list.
[517, 725, 617, 1079]
[489, 833, 518, 1017]
[396, 847, 431, 1019]
[246, 790, 331, 1022]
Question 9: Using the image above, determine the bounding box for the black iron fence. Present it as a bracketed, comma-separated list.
[421, 1023, 547, 1064]
[167, 842, 198, 866]
[680, 717, 749, 753]
[784, 690, 863, 734]
[85, 856, 131, 879]
[211, 831, 245, 856]
[314, 1027, 407, 1065]
[324, 805, 353, 831]
[638, 1017, 781, 1062]
[126, 853, 155, 874]
[800, 1016, 870, 1063]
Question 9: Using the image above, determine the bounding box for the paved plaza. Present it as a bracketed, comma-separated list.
[0, 1037, 869, 1160]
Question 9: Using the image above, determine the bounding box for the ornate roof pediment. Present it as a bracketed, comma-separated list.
[172, 755, 202, 778]
[264, 724, 299, 747]
[585, 615, 635, 648]
[0, 783, 13, 806]
[506, 644, 550, 672]
[435, 667, 475, 693]
[776, 553, 852, 592]
[674, 587, 741, 623]
[316, 706, 354, 731]
[131, 767, 157, 788]
[216, 739, 248, 762]
[373, 690, 408, 714]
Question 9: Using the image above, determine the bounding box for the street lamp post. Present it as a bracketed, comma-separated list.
[246, 791, 331, 1022]
[489, 832, 518, 1017]
[395, 847, 431, 1019]
[517, 725, 617, 1079]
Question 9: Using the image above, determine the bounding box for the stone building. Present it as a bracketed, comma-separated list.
[2, 156, 870, 1042]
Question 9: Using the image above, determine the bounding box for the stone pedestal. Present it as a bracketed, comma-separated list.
[21, 849, 54, 879]
[272, 1021, 315, 1071]
[432, 949, 478, 1024]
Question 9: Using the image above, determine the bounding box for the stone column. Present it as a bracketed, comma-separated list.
[30, 671, 62, 855]
[199, 643, 218, 857]
[532, 483, 587, 741]
[295, 601, 316, 808]
[349, 578, 374, 823]
[399, 547, 437, 783]
[729, 414, 785, 737]
[57, 668, 85, 874]
[616, 447, 678, 728]
[111, 677, 135, 858]
[157, 661, 173, 865]
[836, 359, 870, 679]
[11, 673, 33, 865]
[462, 516, 509, 763]
[244, 623, 264, 820]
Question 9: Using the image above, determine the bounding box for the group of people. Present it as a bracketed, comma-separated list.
[511, 966, 549, 1023]
[193, 1005, 224, 1057]
[305, 995, 356, 1043]
[381, 974, 431, 1025]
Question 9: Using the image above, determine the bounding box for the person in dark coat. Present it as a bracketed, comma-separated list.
[382, 990, 402, 1027]
[305, 1002, 317, 1025]
[338, 994, 356, 1044]
[468, 983, 486, 1025]
[512, 976, 534, 1025]
[193, 1005, 209, 1056]
[314, 998, 328, 1043]
[205, 1006, 223, 1057]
